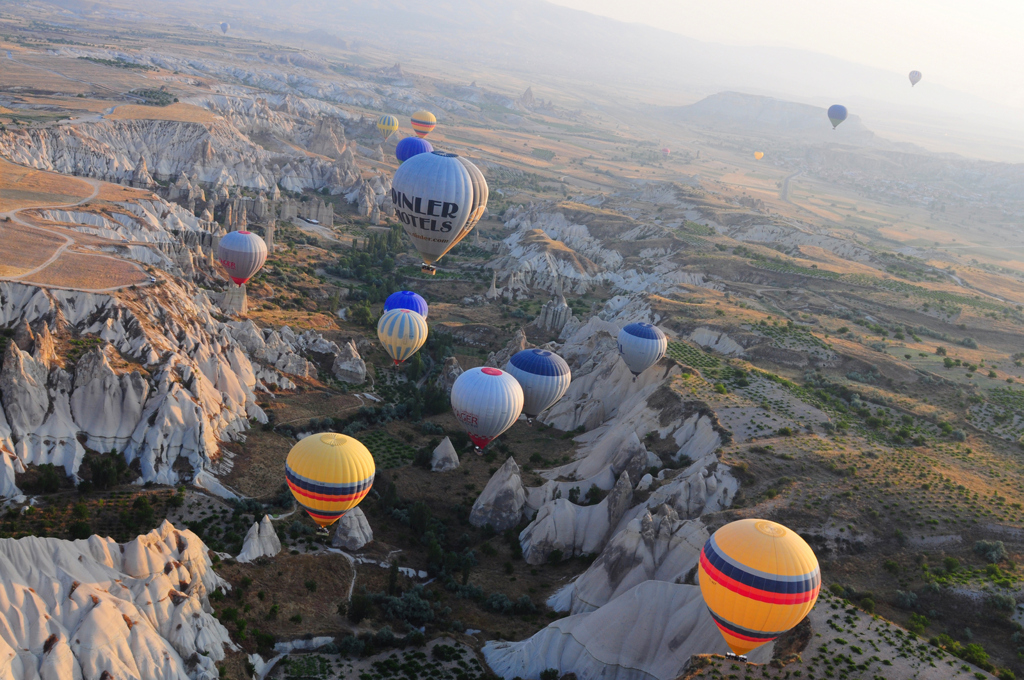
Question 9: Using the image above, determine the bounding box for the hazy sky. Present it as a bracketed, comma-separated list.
[550, 0, 1024, 109]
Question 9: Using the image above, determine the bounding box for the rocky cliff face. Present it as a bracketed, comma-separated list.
[0, 117, 359, 194]
[0, 520, 234, 680]
[0, 277, 361, 499]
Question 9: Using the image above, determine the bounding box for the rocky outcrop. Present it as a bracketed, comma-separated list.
[519, 472, 633, 565]
[469, 457, 526, 532]
[0, 520, 234, 680]
[331, 338, 367, 384]
[237, 515, 281, 563]
[534, 293, 574, 334]
[332, 507, 373, 550]
[550, 507, 707, 614]
[617, 454, 737, 531]
[70, 347, 150, 454]
[689, 327, 745, 356]
[483, 581, 772, 680]
[435, 356, 464, 394]
[430, 437, 460, 472]
[486, 328, 530, 368]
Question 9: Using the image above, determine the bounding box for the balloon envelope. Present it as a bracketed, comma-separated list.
[909, 70, 922, 87]
[754, 151, 764, 160]
[504, 349, 571, 419]
[377, 308, 428, 365]
[384, 290, 428, 318]
[450, 367, 524, 449]
[827, 105, 848, 129]
[220, 22, 229, 34]
[617, 322, 667, 377]
[395, 137, 433, 163]
[699, 519, 820, 656]
[661, 147, 670, 156]
[217, 230, 267, 285]
[391, 151, 488, 270]
[285, 432, 375, 528]
[411, 110, 436, 138]
[377, 114, 399, 141]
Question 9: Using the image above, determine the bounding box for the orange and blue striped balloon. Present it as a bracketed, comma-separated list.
[698, 519, 820, 656]
[410, 110, 436, 138]
[285, 433, 376, 528]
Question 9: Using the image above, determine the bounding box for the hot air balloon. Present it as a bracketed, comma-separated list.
[444, 155, 489, 251]
[377, 308, 428, 365]
[909, 70, 922, 87]
[391, 151, 488, 274]
[827, 105, 848, 129]
[661, 147, 671, 157]
[754, 151, 764, 160]
[411, 110, 436, 138]
[220, 22, 229, 34]
[285, 432, 376, 529]
[617, 322, 667, 380]
[395, 136, 433, 163]
[504, 349, 571, 422]
[377, 114, 399, 141]
[450, 367, 524, 450]
[384, 290, 428, 318]
[217, 230, 267, 285]
[698, 519, 820, 658]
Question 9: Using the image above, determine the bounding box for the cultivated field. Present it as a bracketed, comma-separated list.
[0, 220, 65, 276]
[105, 102, 219, 123]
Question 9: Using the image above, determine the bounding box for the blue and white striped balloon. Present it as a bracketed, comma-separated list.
[504, 349, 571, 420]
[377, 308, 428, 365]
[617, 322, 668, 378]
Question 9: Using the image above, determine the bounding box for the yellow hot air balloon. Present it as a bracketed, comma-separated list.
[754, 151, 764, 160]
[377, 308, 428, 365]
[285, 433, 376, 528]
[411, 110, 436, 138]
[698, 519, 820, 657]
[377, 114, 399, 141]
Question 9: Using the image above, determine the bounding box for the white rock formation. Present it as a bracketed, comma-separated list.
[435, 356, 464, 394]
[237, 515, 281, 563]
[483, 580, 772, 680]
[486, 328, 530, 368]
[430, 437, 460, 472]
[70, 347, 150, 453]
[551, 506, 708, 614]
[616, 454, 738, 532]
[469, 457, 526, 532]
[0, 520, 234, 680]
[331, 338, 366, 384]
[332, 507, 373, 550]
[689, 327, 745, 356]
[519, 472, 633, 564]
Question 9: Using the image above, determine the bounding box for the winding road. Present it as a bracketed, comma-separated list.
[0, 174, 153, 293]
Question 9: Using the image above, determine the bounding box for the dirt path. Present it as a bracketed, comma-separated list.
[780, 170, 801, 203]
[0, 175, 153, 293]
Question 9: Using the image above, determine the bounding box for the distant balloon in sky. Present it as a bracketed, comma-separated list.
[661, 147, 670, 156]
[411, 110, 436, 138]
[395, 136, 433, 163]
[754, 151, 764, 160]
[384, 290, 428, 318]
[909, 70, 922, 87]
[217, 230, 267, 285]
[377, 308, 428, 365]
[220, 22, 229, 34]
[377, 114, 399, 141]
[827, 105, 848, 129]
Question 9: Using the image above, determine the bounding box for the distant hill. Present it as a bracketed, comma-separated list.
[660, 92, 876, 143]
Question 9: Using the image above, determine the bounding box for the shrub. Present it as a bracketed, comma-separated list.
[305, 579, 317, 593]
[943, 557, 960, 572]
[541, 670, 560, 680]
[883, 559, 900, 575]
[908, 613, 929, 634]
[548, 549, 564, 564]
[987, 594, 1016, 613]
[860, 598, 875, 614]
[974, 540, 1007, 563]
[69, 521, 92, 540]
[894, 590, 917, 610]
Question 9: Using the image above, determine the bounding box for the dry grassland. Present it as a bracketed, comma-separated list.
[24, 252, 146, 289]
[0, 158, 92, 211]
[105, 102, 219, 124]
[0, 220, 64, 276]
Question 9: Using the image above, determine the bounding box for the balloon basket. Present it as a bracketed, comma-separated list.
[420, 264, 436, 276]
[316, 527, 330, 536]
[725, 653, 748, 662]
